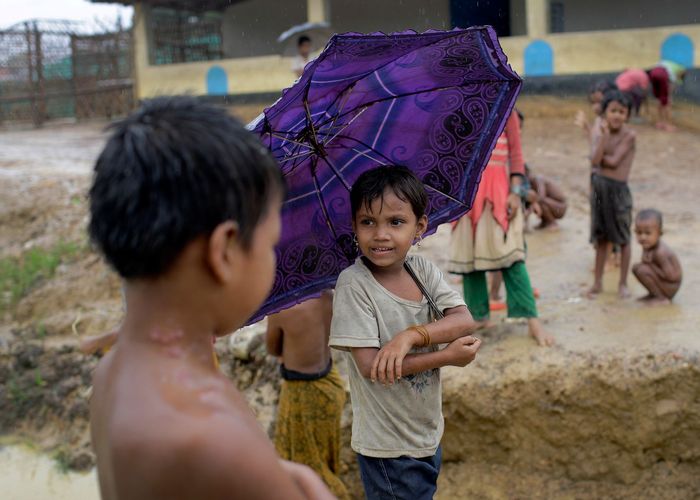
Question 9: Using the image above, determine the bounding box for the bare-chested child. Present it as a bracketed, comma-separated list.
[632, 209, 682, 304]
[587, 90, 636, 299]
[525, 165, 567, 230]
[88, 96, 333, 500]
[266, 291, 349, 499]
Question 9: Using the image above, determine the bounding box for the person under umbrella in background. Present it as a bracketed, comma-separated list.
[292, 35, 312, 78]
[449, 110, 554, 347]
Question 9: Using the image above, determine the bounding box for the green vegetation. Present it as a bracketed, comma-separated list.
[0, 241, 81, 312]
[36, 321, 47, 339]
[7, 377, 27, 404]
[34, 369, 46, 387]
[52, 448, 71, 474]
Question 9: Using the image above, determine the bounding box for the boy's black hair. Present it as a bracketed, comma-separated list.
[636, 208, 663, 230]
[601, 89, 632, 116]
[89, 96, 284, 279]
[298, 35, 311, 46]
[350, 165, 428, 220]
[589, 80, 617, 95]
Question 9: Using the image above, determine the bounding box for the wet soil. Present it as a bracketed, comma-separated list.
[1, 97, 699, 498]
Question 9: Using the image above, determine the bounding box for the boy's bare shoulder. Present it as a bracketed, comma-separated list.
[113, 382, 299, 499]
[655, 241, 680, 261]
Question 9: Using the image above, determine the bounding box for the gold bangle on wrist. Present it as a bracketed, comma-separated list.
[409, 325, 431, 347]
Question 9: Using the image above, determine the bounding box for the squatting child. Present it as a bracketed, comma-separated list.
[88, 96, 333, 500]
[632, 209, 682, 304]
[588, 90, 636, 299]
[266, 291, 349, 499]
[329, 166, 481, 500]
[525, 164, 568, 230]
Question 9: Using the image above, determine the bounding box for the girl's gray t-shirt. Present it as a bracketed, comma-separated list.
[329, 255, 465, 458]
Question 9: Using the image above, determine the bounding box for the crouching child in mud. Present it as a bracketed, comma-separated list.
[266, 291, 349, 499]
[329, 166, 481, 500]
[87, 96, 333, 499]
[632, 209, 682, 304]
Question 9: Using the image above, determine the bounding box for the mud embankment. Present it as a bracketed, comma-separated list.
[437, 331, 700, 498]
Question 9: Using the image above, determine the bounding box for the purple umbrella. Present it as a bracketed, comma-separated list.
[247, 26, 521, 323]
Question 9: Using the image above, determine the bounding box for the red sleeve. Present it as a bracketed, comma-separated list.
[505, 111, 525, 175]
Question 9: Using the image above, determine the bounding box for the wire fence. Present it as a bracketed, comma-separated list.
[0, 20, 133, 127]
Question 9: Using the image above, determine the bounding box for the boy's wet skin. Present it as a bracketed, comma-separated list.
[632, 213, 682, 304]
[88, 98, 334, 500]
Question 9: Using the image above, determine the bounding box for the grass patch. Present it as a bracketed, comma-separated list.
[52, 448, 71, 474]
[0, 241, 81, 311]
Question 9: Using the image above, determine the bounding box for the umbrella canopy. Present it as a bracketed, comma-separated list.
[247, 26, 521, 324]
[277, 22, 335, 57]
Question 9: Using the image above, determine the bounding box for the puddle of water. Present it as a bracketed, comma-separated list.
[0, 446, 99, 500]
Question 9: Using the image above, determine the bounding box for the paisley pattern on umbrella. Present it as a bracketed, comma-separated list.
[247, 27, 522, 323]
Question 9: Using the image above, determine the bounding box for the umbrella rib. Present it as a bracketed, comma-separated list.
[277, 150, 315, 164]
[346, 148, 387, 167]
[311, 164, 339, 240]
[323, 83, 356, 138]
[268, 132, 314, 150]
[318, 154, 352, 191]
[321, 79, 508, 127]
[317, 106, 369, 148]
[423, 184, 469, 207]
[327, 134, 395, 165]
[304, 99, 320, 149]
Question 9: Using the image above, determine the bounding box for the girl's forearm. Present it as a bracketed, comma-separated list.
[399, 349, 451, 377]
[420, 315, 474, 345]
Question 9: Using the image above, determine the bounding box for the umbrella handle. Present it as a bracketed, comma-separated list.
[404, 262, 444, 320]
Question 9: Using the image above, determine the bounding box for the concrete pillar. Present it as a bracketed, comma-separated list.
[307, 0, 330, 23]
[132, 4, 150, 100]
[525, 0, 548, 38]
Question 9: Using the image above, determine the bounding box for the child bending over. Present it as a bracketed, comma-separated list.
[525, 165, 567, 230]
[588, 91, 636, 299]
[632, 209, 682, 304]
[266, 291, 349, 499]
[88, 97, 333, 500]
[329, 166, 481, 500]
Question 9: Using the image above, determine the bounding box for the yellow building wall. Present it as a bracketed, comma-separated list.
[132, 2, 698, 101]
[500, 24, 700, 76]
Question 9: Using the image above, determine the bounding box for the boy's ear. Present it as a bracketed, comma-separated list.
[207, 221, 240, 284]
[416, 215, 428, 237]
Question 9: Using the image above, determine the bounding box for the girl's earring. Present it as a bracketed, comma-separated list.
[352, 234, 359, 251]
[416, 234, 423, 247]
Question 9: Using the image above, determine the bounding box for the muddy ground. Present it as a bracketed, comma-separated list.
[1, 97, 699, 498]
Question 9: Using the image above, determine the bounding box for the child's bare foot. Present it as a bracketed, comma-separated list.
[618, 284, 630, 299]
[638, 294, 671, 306]
[528, 318, 554, 347]
[537, 221, 559, 231]
[586, 284, 602, 299]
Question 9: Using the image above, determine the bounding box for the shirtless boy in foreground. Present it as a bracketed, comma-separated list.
[88, 96, 333, 500]
[632, 209, 682, 304]
[266, 291, 349, 499]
